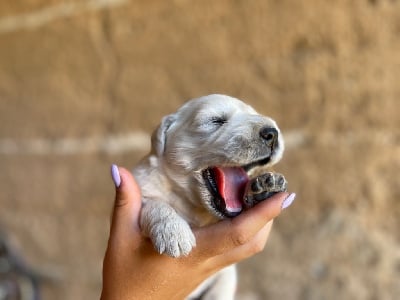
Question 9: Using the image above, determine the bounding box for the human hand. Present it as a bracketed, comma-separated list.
[100, 165, 295, 300]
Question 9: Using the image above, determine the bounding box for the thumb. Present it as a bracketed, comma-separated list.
[110, 165, 142, 236]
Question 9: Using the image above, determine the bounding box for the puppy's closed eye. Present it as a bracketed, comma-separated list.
[210, 116, 227, 126]
[195, 115, 228, 132]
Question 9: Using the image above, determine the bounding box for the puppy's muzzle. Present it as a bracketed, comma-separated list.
[260, 126, 278, 149]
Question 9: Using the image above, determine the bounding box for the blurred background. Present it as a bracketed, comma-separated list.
[0, 0, 399, 299]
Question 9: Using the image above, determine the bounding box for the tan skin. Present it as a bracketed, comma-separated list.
[101, 167, 293, 300]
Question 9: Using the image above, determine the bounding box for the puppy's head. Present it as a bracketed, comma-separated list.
[151, 94, 284, 219]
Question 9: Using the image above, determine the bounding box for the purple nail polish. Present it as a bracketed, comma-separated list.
[282, 193, 296, 210]
[111, 164, 121, 188]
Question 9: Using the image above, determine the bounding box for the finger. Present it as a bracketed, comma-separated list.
[109, 165, 142, 237]
[194, 192, 295, 258]
[214, 220, 274, 267]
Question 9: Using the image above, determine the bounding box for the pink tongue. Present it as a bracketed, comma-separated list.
[214, 167, 249, 213]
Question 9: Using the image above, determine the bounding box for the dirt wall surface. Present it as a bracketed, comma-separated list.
[0, 0, 399, 299]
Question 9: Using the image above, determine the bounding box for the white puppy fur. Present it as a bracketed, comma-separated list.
[133, 94, 284, 299]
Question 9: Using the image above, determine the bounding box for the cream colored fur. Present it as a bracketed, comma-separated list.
[133, 94, 284, 299]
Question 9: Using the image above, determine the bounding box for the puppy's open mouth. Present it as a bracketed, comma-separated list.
[202, 157, 271, 218]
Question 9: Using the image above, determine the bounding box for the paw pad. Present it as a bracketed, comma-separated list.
[244, 172, 288, 208]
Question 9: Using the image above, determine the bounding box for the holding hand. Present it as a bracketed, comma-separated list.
[100, 165, 295, 300]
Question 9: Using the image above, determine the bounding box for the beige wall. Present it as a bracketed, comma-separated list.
[0, 1, 399, 299]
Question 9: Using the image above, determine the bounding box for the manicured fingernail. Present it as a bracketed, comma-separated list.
[111, 164, 121, 188]
[282, 193, 296, 210]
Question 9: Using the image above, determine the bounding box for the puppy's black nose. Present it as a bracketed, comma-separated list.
[260, 127, 278, 147]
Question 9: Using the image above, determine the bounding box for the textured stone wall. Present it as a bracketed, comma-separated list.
[0, 1, 399, 299]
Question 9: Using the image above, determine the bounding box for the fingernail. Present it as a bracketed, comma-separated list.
[282, 193, 296, 210]
[111, 164, 121, 188]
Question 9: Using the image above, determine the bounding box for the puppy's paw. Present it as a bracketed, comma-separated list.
[244, 172, 288, 208]
[252, 172, 287, 193]
[151, 219, 196, 258]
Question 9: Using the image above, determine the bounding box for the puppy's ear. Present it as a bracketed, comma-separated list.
[151, 114, 177, 156]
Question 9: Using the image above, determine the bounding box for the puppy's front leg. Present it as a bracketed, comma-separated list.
[140, 199, 196, 257]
